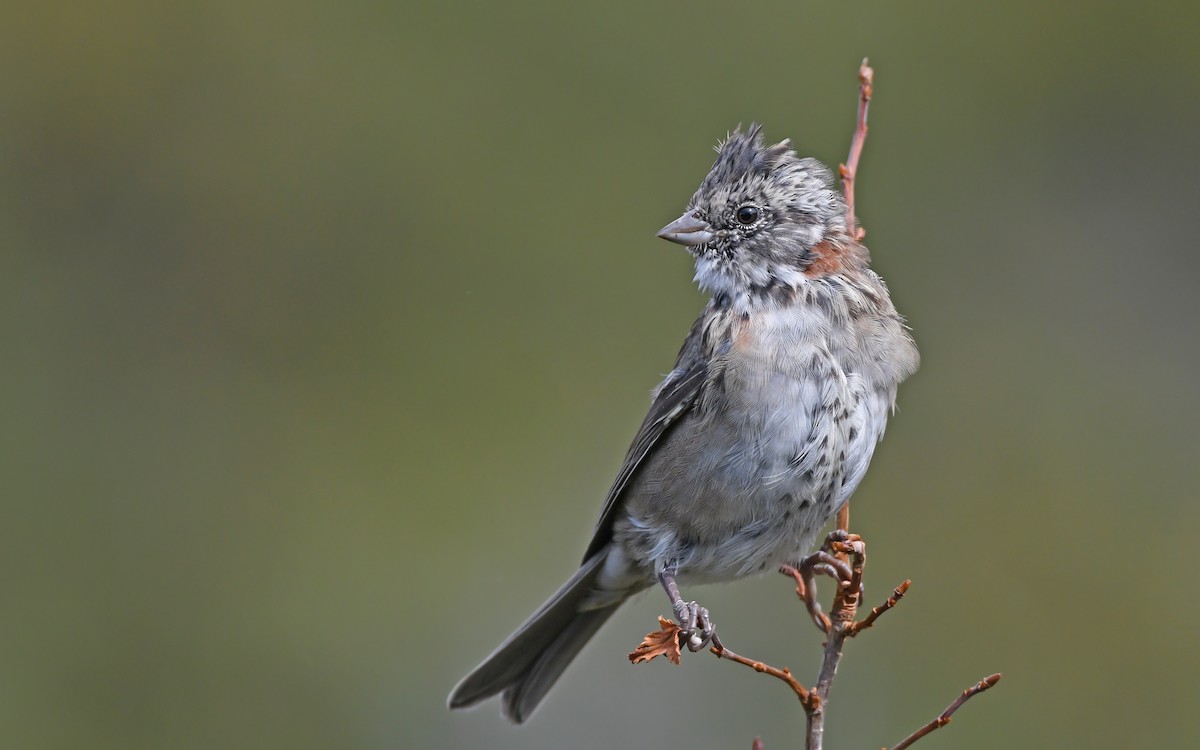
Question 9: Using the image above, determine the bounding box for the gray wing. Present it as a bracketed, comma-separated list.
[581, 311, 711, 563]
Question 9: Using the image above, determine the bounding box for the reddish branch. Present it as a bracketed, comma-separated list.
[835, 504, 851, 536]
[718, 532, 909, 749]
[849, 579, 910, 635]
[835, 59, 874, 557]
[710, 633, 811, 706]
[889, 674, 1004, 750]
[632, 531, 1000, 750]
[839, 58, 874, 242]
[805, 533, 868, 749]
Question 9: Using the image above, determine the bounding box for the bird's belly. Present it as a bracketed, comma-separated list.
[618, 360, 867, 582]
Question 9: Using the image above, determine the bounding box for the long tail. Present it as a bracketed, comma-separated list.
[447, 553, 625, 723]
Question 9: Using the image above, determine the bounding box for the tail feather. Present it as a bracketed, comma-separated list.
[448, 553, 627, 722]
[500, 603, 619, 722]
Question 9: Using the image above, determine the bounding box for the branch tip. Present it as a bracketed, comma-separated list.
[841, 57, 875, 241]
[888, 672, 1003, 750]
[851, 578, 911, 635]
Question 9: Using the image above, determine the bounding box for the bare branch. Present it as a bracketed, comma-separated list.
[709, 633, 812, 706]
[836, 503, 850, 534]
[804, 531, 866, 749]
[632, 531, 999, 750]
[835, 503, 851, 563]
[833, 63, 874, 549]
[850, 579, 911, 635]
[839, 58, 874, 241]
[888, 674, 1003, 750]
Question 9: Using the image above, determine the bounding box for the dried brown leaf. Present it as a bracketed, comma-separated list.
[628, 616, 682, 665]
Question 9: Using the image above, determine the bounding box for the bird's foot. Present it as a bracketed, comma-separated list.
[672, 598, 715, 652]
[660, 566, 715, 652]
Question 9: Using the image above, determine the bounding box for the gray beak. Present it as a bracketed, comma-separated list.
[657, 211, 715, 247]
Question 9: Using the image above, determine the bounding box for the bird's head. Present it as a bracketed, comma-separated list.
[658, 124, 852, 300]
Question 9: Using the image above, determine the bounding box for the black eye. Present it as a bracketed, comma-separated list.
[735, 205, 760, 225]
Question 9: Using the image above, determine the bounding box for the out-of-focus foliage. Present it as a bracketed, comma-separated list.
[2, 1, 1197, 748]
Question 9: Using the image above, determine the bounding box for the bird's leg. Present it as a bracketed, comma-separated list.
[658, 565, 715, 652]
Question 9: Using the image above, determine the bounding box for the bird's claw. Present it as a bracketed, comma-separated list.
[673, 600, 715, 651]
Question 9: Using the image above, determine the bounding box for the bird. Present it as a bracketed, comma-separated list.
[447, 124, 919, 723]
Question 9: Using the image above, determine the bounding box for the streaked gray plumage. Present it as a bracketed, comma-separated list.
[448, 125, 919, 723]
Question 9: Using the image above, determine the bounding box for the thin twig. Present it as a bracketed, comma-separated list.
[833, 60, 874, 557]
[850, 579, 911, 635]
[835, 504, 851, 565]
[804, 532, 867, 749]
[645, 530, 997, 750]
[888, 674, 1003, 750]
[710, 633, 812, 705]
[839, 58, 874, 241]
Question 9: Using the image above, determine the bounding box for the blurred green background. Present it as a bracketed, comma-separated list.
[3, 1, 1198, 748]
